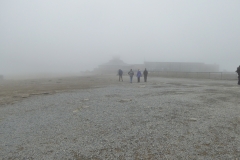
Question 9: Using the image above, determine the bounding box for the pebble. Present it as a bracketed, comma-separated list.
[119, 99, 132, 102]
[73, 110, 79, 113]
[189, 118, 197, 121]
[21, 94, 29, 98]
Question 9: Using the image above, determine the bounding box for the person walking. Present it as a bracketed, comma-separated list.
[128, 69, 134, 83]
[236, 65, 240, 85]
[136, 69, 142, 83]
[143, 68, 148, 82]
[118, 69, 123, 81]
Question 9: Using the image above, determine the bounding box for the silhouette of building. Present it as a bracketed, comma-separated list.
[144, 62, 219, 72]
[94, 57, 131, 74]
[94, 58, 219, 74]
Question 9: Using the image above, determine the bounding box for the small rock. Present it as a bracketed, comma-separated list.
[30, 93, 41, 95]
[203, 141, 211, 145]
[217, 146, 224, 149]
[189, 118, 197, 121]
[73, 110, 79, 113]
[82, 106, 89, 108]
[236, 117, 240, 123]
[176, 92, 184, 94]
[119, 99, 132, 102]
[237, 147, 240, 152]
[139, 85, 145, 88]
[83, 99, 89, 101]
[21, 94, 29, 98]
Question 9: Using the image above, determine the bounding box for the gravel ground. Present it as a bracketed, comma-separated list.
[0, 77, 240, 159]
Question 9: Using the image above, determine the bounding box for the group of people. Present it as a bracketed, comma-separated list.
[119, 65, 240, 85]
[236, 65, 240, 85]
[118, 68, 148, 83]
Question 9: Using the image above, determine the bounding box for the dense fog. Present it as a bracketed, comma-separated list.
[1, 0, 240, 77]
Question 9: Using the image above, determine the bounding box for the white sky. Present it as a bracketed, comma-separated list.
[1, 0, 240, 75]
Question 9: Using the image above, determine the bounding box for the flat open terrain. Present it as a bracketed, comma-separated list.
[0, 76, 119, 106]
[0, 75, 240, 159]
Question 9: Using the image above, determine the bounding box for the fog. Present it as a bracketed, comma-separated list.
[1, 0, 240, 76]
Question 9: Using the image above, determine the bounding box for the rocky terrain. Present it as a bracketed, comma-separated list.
[0, 76, 240, 159]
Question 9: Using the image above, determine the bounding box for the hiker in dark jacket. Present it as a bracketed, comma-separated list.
[128, 69, 134, 83]
[118, 69, 123, 81]
[236, 65, 240, 85]
[143, 68, 148, 82]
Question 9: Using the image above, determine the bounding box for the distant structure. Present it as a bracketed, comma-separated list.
[145, 62, 219, 72]
[94, 57, 131, 74]
[132, 64, 145, 71]
[94, 58, 219, 74]
[0, 75, 3, 80]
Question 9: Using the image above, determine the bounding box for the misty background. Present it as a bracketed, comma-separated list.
[1, 0, 240, 77]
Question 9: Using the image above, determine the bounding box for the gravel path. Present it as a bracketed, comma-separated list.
[0, 77, 240, 159]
